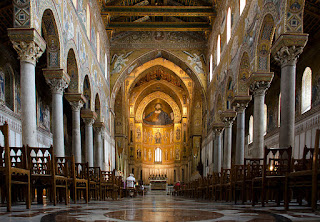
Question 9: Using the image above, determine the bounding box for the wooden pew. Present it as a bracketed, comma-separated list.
[232, 164, 245, 204]
[252, 146, 292, 207]
[88, 167, 101, 201]
[101, 170, 116, 200]
[28, 146, 68, 205]
[243, 158, 263, 204]
[70, 160, 89, 203]
[285, 129, 320, 210]
[0, 123, 30, 212]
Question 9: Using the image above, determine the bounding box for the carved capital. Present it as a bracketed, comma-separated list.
[46, 78, 69, 95]
[271, 33, 308, 68]
[231, 95, 252, 113]
[65, 93, 87, 112]
[70, 101, 84, 112]
[12, 41, 44, 65]
[250, 81, 270, 97]
[219, 110, 236, 127]
[83, 118, 95, 126]
[8, 28, 46, 65]
[274, 45, 304, 67]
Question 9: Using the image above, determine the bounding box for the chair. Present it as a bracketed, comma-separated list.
[242, 158, 263, 204]
[71, 161, 89, 203]
[232, 164, 245, 204]
[101, 170, 116, 200]
[88, 167, 101, 201]
[0, 122, 30, 212]
[252, 146, 292, 207]
[285, 129, 320, 210]
[28, 146, 68, 205]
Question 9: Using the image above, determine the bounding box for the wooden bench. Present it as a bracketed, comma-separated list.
[285, 129, 320, 210]
[88, 167, 101, 201]
[0, 122, 30, 212]
[252, 146, 292, 207]
[243, 158, 263, 204]
[71, 161, 89, 203]
[28, 145, 68, 205]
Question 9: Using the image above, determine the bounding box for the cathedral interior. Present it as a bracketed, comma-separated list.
[1, 0, 320, 221]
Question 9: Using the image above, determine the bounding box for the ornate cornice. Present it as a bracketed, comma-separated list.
[8, 28, 46, 65]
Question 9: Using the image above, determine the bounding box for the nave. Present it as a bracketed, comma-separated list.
[1, 191, 320, 222]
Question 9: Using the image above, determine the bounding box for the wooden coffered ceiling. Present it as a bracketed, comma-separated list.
[100, 0, 217, 33]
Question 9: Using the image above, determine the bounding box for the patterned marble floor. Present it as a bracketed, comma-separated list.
[1, 191, 320, 222]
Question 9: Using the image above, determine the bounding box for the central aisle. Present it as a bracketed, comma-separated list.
[1, 193, 320, 221]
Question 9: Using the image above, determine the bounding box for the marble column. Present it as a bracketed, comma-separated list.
[43, 70, 70, 157]
[81, 109, 97, 167]
[232, 96, 251, 164]
[70, 101, 83, 162]
[94, 122, 104, 168]
[273, 38, 307, 149]
[8, 28, 46, 146]
[212, 123, 224, 173]
[220, 111, 236, 169]
[65, 94, 86, 163]
[252, 86, 267, 158]
[249, 79, 271, 158]
[84, 118, 94, 167]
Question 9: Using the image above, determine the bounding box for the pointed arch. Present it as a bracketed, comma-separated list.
[95, 93, 101, 120]
[256, 14, 276, 72]
[83, 75, 92, 109]
[41, 9, 61, 68]
[238, 51, 250, 95]
[66, 49, 80, 93]
[135, 91, 181, 123]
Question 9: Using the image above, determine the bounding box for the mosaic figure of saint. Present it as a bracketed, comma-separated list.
[155, 130, 161, 144]
[143, 103, 173, 125]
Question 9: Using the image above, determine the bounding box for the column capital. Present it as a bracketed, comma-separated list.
[81, 109, 97, 126]
[271, 33, 308, 67]
[212, 122, 224, 135]
[65, 93, 87, 111]
[219, 110, 237, 127]
[94, 121, 105, 133]
[248, 72, 273, 96]
[231, 95, 252, 112]
[43, 68, 70, 94]
[8, 28, 46, 65]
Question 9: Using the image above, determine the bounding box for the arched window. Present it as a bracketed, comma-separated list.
[72, 0, 77, 9]
[217, 35, 221, 66]
[278, 93, 281, 127]
[86, 4, 91, 38]
[264, 104, 267, 135]
[97, 32, 100, 62]
[209, 54, 213, 82]
[105, 53, 108, 80]
[227, 7, 231, 43]
[155, 148, 162, 162]
[301, 67, 312, 114]
[240, 0, 246, 15]
[249, 115, 253, 144]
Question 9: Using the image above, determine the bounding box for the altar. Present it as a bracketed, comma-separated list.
[148, 174, 167, 190]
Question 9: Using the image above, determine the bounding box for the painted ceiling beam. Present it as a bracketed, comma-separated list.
[101, 6, 216, 17]
[105, 22, 212, 31]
